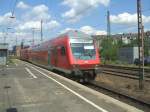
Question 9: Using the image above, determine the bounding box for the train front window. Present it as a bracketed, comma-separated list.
[71, 43, 96, 60]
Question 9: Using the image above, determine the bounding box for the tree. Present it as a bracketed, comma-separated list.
[100, 38, 118, 61]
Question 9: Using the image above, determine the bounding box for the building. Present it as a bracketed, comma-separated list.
[11, 45, 22, 57]
[16, 46, 21, 57]
[0, 43, 8, 65]
[93, 31, 150, 48]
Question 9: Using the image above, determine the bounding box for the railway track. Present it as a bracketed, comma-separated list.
[88, 81, 150, 112]
[87, 65, 150, 111]
[99, 65, 150, 81]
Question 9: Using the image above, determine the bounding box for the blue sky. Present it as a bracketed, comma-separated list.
[0, 0, 150, 46]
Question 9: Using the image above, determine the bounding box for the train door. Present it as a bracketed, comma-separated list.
[54, 47, 58, 66]
[48, 47, 51, 66]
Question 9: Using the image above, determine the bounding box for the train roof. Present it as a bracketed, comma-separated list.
[59, 30, 92, 39]
[30, 30, 93, 49]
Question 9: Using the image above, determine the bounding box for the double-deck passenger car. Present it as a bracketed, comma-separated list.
[21, 30, 100, 82]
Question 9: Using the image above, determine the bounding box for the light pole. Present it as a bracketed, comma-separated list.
[31, 27, 41, 45]
[107, 10, 111, 38]
[40, 20, 43, 42]
[11, 0, 17, 19]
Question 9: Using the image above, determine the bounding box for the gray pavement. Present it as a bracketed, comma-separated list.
[0, 60, 144, 112]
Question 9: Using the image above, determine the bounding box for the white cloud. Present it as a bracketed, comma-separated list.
[20, 4, 60, 31]
[60, 26, 106, 35]
[0, 4, 54, 29]
[17, 21, 40, 31]
[45, 20, 60, 30]
[143, 16, 150, 24]
[80, 26, 95, 34]
[17, 1, 30, 9]
[110, 12, 150, 25]
[15, 3, 60, 31]
[60, 28, 75, 34]
[16, 20, 60, 31]
[23, 4, 51, 21]
[95, 30, 107, 35]
[0, 2, 60, 46]
[80, 26, 107, 35]
[62, 0, 110, 22]
[0, 12, 17, 26]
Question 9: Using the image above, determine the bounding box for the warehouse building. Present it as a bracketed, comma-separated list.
[118, 47, 139, 64]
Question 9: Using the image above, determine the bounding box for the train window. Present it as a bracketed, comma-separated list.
[61, 46, 66, 55]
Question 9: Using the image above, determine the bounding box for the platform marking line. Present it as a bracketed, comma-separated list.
[7, 68, 16, 70]
[0, 68, 16, 71]
[25, 67, 37, 79]
[28, 65, 108, 112]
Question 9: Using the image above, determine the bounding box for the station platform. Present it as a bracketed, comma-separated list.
[0, 59, 143, 112]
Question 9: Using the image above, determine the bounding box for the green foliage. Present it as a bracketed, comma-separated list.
[100, 38, 119, 61]
[100, 36, 150, 62]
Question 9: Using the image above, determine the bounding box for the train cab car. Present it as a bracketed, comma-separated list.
[68, 33, 100, 81]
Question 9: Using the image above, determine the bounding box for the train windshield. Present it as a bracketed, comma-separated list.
[71, 43, 96, 60]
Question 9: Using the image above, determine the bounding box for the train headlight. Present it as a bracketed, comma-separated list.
[72, 64, 76, 68]
[73, 64, 79, 68]
[95, 64, 99, 68]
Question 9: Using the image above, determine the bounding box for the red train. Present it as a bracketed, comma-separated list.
[20, 30, 100, 82]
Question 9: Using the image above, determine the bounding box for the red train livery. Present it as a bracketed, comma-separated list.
[20, 30, 100, 82]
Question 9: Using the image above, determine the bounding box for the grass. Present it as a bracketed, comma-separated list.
[6, 56, 19, 65]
